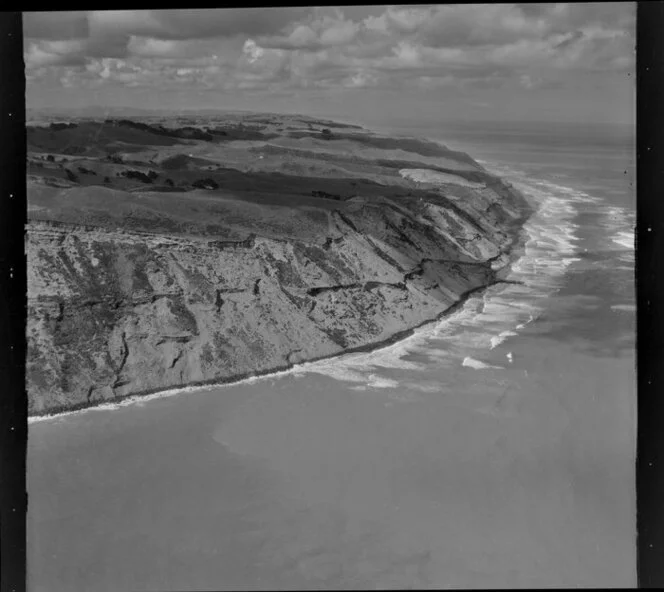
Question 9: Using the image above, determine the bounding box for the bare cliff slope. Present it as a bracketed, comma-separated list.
[26, 114, 531, 415]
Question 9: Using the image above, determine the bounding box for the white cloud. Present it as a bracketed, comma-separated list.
[25, 39, 88, 68]
[127, 36, 181, 58]
[242, 39, 265, 63]
[385, 7, 430, 34]
[344, 70, 379, 88]
[24, 5, 636, 97]
[320, 19, 359, 46]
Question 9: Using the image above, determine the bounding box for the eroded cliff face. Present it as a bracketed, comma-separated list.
[27, 180, 530, 415]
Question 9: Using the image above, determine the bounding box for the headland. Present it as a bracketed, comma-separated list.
[26, 112, 533, 415]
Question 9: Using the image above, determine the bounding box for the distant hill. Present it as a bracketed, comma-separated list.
[28, 105, 166, 119]
[26, 106, 363, 129]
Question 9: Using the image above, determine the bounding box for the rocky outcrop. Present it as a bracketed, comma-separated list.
[26, 154, 531, 415]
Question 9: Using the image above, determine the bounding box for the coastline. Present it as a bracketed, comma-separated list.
[28, 215, 531, 423]
[27, 114, 535, 419]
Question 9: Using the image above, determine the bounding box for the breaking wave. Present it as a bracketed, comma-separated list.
[462, 357, 503, 370]
[292, 162, 595, 391]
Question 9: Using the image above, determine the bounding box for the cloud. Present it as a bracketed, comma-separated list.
[257, 9, 360, 50]
[25, 39, 88, 68]
[24, 5, 635, 98]
[86, 9, 311, 41]
[360, 4, 548, 47]
[320, 18, 359, 46]
[125, 36, 241, 65]
[242, 39, 265, 64]
[126, 36, 180, 58]
[343, 69, 380, 89]
[23, 9, 311, 69]
[86, 11, 167, 40]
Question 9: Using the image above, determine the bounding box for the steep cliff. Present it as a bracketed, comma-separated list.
[26, 115, 532, 415]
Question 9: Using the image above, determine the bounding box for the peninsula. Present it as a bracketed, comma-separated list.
[26, 112, 532, 415]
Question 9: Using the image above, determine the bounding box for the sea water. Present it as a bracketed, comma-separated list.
[27, 120, 636, 590]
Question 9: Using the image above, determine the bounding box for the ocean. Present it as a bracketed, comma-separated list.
[27, 119, 636, 590]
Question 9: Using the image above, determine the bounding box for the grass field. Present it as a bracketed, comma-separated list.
[27, 112, 493, 243]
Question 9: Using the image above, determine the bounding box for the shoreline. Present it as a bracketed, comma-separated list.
[29, 217, 530, 424]
[27, 113, 535, 422]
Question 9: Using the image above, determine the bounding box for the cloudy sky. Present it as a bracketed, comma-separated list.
[24, 4, 635, 125]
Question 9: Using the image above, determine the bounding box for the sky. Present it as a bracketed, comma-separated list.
[23, 4, 635, 126]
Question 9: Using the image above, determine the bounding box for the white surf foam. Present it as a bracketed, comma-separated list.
[490, 331, 519, 350]
[611, 304, 636, 312]
[367, 375, 400, 389]
[289, 320, 436, 388]
[515, 314, 535, 330]
[612, 230, 634, 250]
[422, 171, 589, 362]
[374, 171, 588, 373]
[29, 365, 307, 424]
[291, 168, 595, 389]
[462, 357, 503, 370]
[599, 205, 635, 257]
[533, 180, 602, 204]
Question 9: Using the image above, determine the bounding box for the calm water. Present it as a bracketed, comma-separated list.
[28, 120, 636, 590]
